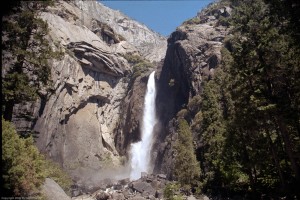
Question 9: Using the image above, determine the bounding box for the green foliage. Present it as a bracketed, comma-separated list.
[131, 60, 153, 81]
[123, 53, 154, 78]
[2, 119, 46, 196]
[174, 119, 201, 194]
[43, 160, 72, 196]
[2, 72, 38, 102]
[123, 53, 154, 90]
[218, 15, 231, 27]
[2, 118, 72, 197]
[187, 95, 201, 116]
[176, 109, 189, 120]
[183, 17, 201, 25]
[163, 183, 184, 200]
[123, 53, 145, 65]
[169, 79, 175, 87]
[197, 0, 300, 197]
[177, 0, 300, 198]
[198, 75, 227, 184]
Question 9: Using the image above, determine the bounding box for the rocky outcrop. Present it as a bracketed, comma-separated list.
[42, 178, 71, 200]
[9, 0, 161, 184]
[67, 41, 128, 76]
[153, 2, 231, 176]
[73, 173, 169, 200]
[72, 173, 210, 200]
[72, 0, 167, 62]
[8, 0, 231, 188]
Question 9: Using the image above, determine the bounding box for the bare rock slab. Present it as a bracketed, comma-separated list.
[42, 178, 71, 200]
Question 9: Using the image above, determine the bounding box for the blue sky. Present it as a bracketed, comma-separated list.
[99, 0, 214, 37]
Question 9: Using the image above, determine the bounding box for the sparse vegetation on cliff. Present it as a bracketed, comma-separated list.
[123, 53, 154, 78]
[123, 52, 154, 89]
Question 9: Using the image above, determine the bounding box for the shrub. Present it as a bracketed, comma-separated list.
[187, 95, 202, 115]
[163, 183, 183, 200]
[2, 118, 72, 197]
[169, 79, 175, 87]
[2, 118, 46, 196]
[123, 53, 144, 65]
[176, 109, 189, 120]
[174, 119, 201, 194]
[183, 17, 201, 25]
[44, 160, 72, 196]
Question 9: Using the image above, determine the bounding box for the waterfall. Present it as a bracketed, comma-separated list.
[130, 71, 157, 180]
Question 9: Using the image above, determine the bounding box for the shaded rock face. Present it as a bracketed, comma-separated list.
[114, 74, 150, 156]
[153, 3, 231, 176]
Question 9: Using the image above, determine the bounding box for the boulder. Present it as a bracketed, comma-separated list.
[118, 178, 130, 185]
[42, 178, 71, 200]
[71, 184, 82, 197]
[157, 174, 167, 179]
[198, 195, 210, 200]
[131, 181, 155, 195]
[96, 191, 110, 200]
[155, 190, 164, 199]
[129, 195, 147, 200]
[111, 192, 125, 200]
[122, 189, 130, 199]
[113, 184, 123, 190]
[187, 195, 197, 200]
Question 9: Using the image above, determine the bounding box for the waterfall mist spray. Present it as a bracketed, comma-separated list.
[130, 71, 157, 180]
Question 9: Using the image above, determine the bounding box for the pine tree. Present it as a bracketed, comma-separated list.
[2, 118, 72, 197]
[2, 118, 46, 196]
[174, 119, 201, 194]
[218, 0, 300, 196]
[2, 0, 62, 121]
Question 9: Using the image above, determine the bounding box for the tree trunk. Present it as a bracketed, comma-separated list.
[276, 117, 300, 182]
[266, 129, 286, 190]
[3, 100, 14, 121]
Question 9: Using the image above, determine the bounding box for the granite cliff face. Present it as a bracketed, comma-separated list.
[9, 0, 165, 183]
[153, 2, 232, 177]
[73, 0, 167, 62]
[9, 0, 231, 185]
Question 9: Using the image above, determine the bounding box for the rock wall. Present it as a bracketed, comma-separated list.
[8, 0, 165, 183]
[153, 3, 231, 177]
[72, 0, 167, 62]
[8, 0, 232, 183]
[39, 2, 127, 176]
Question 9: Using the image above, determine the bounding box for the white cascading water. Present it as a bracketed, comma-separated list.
[130, 71, 157, 180]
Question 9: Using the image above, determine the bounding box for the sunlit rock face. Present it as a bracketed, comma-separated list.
[73, 0, 167, 62]
[8, 0, 166, 184]
[8, 0, 231, 184]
